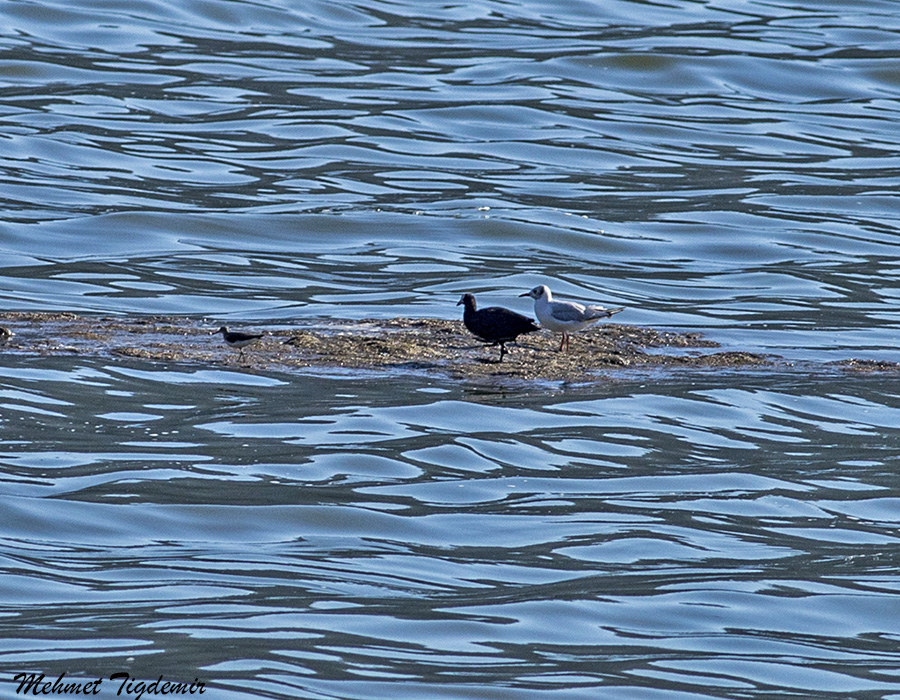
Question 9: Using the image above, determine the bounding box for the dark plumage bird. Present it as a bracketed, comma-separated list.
[215, 326, 263, 360]
[457, 293, 539, 362]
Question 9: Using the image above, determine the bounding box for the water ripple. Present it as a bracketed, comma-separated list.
[3, 0, 900, 697]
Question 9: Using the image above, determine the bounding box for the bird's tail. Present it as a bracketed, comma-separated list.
[588, 306, 625, 319]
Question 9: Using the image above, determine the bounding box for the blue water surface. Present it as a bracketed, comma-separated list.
[1, 0, 900, 698]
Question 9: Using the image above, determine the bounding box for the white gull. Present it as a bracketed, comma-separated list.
[520, 284, 624, 352]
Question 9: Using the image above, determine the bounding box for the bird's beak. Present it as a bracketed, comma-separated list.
[518, 292, 530, 298]
[456, 299, 463, 306]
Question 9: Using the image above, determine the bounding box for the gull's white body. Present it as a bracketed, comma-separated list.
[521, 285, 623, 351]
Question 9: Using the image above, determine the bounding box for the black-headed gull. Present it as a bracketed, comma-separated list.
[520, 284, 623, 352]
[458, 293, 539, 362]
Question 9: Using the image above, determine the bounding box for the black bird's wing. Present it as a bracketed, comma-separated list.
[468, 306, 539, 343]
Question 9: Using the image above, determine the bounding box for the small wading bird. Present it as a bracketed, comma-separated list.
[0, 327, 13, 345]
[520, 284, 623, 352]
[215, 326, 264, 360]
[457, 293, 539, 362]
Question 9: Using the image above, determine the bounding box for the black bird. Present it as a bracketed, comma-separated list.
[457, 293, 539, 362]
[215, 326, 263, 360]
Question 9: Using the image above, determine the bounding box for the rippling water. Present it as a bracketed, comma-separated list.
[2, 0, 900, 698]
